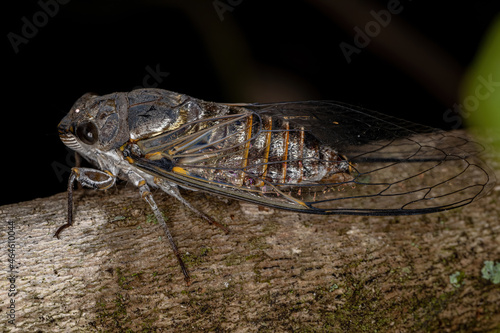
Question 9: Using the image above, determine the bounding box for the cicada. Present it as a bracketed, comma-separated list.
[55, 88, 495, 284]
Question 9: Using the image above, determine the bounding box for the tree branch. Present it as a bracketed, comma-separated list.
[1, 161, 499, 332]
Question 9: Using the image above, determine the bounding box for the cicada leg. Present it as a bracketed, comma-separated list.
[74, 151, 83, 189]
[137, 182, 191, 286]
[154, 177, 229, 234]
[126, 171, 191, 285]
[54, 167, 115, 238]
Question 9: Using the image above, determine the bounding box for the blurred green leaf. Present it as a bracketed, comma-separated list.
[461, 14, 500, 134]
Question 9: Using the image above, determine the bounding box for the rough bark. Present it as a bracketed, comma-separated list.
[1, 160, 500, 332]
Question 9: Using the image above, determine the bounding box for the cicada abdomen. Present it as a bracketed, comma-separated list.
[165, 112, 349, 185]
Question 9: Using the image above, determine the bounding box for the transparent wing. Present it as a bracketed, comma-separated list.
[132, 101, 495, 215]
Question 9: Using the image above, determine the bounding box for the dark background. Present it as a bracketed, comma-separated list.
[4, 0, 500, 206]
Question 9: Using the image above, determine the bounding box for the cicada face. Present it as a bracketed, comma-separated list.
[57, 93, 131, 164]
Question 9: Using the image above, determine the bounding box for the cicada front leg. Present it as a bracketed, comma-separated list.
[54, 167, 116, 238]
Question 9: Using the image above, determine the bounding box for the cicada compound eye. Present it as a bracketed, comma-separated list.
[76, 121, 99, 145]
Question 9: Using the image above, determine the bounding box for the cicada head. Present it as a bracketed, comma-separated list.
[58, 92, 130, 159]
